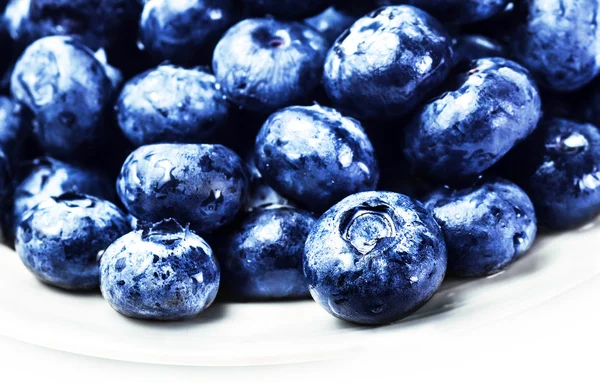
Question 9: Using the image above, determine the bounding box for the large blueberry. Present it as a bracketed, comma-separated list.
[139, 0, 238, 66]
[219, 207, 315, 300]
[323, 5, 453, 121]
[304, 6, 357, 45]
[15, 193, 129, 290]
[116, 65, 230, 147]
[508, 119, 600, 230]
[4, 0, 141, 50]
[10, 36, 113, 161]
[13, 157, 115, 233]
[304, 191, 447, 325]
[404, 57, 541, 181]
[0, 96, 29, 165]
[375, 1, 509, 24]
[212, 18, 328, 113]
[452, 34, 506, 66]
[241, 0, 334, 19]
[100, 219, 219, 320]
[423, 178, 537, 277]
[255, 105, 379, 212]
[117, 143, 249, 233]
[508, 0, 600, 91]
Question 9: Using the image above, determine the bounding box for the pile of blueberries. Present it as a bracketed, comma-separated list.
[0, 0, 599, 326]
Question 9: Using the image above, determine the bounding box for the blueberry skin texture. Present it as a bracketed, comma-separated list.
[509, 0, 600, 91]
[424, 178, 537, 277]
[212, 18, 328, 113]
[375, 1, 509, 24]
[241, 0, 334, 19]
[116, 65, 229, 147]
[139, 0, 238, 66]
[99, 219, 220, 320]
[323, 6, 454, 121]
[117, 143, 249, 233]
[304, 6, 357, 45]
[452, 35, 506, 66]
[12, 157, 115, 233]
[220, 207, 315, 300]
[10, 36, 113, 161]
[404, 57, 541, 181]
[244, 153, 291, 213]
[0, 96, 29, 165]
[304, 191, 447, 325]
[15, 193, 129, 290]
[512, 119, 600, 230]
[255, 105, 379, 213]
[5, 0, 141, 50]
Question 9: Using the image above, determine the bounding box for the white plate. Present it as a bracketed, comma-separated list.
[1, 218, 599, 367]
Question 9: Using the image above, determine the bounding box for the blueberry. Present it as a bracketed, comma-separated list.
[303, 191, 447, 325]
[304, 6, 356, 45]
[241, 0, 334, 19]
[117, 143, 249, 233]
[404, 57, 541, 182]
[4, 0, 142, 50]
[0, 96, 29, 165]
[423, 178, 537, 277]
[139, 0, 238, 66]
[13, 157, 115, 233]
[375, 1, 510, 25]
[10, 36, 113, 161]
[254, 105, 379, 212]
[452, 34, 506, 65]
[212, 18, 328, 113]
[244, 153, 291, 213]
[508, 119, 600, 230]
[15, 192, 129, 290]
[93, 48, 123, 92]
[219, 207, 315, 300]
[509, 0, 600, 91]
[99, 219, 220, 320]
[116, 65, 230, 147]
[323, 6, 453, 121]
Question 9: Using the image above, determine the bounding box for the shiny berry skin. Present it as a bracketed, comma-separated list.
[323, 5, 453, 121]
[508, 119, 600, 230]
[509, 0, 600, 91]
[404, 57, 541, 181]
[12, 157, 115, 233]
[254, 105, 379, 212]
[10, 36, 113, 161]
[212, 18, 328, 113]
[219, 206, 315, 300]
[116, 64, 230, 147]
[424, 178, 537, 277]
[0, 96, 29, 165]
[452, 34, 506, 65]
[303, 191, 447, 325]
[117, 143, 249, 233]
[139, 0, 238, 66]
[15, 193, 129, 290]
[99, 219, 220, 320]
[304, 6, 356, 45]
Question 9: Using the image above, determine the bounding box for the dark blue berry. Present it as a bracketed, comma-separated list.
[117, 143, 249, 233]
[139, 0, 238, 66]
[100, 219, 219, 320]
[10, 36, 113, 161]
[116, 64, 230, 147]
[212, 18, 328, 113]
[452, 34, 506, 65]
[241, 0, 335, 19]
[304, 6, 356, 45]
[304, 191, 447, 325]
[423, 178, 537, 277]
[323, 5, 454, 121]
[15, 192, 129, 290]
[0, 96, 29, 165]
[254, 105, 379, 212]
[509, 0, 600, 91]
[219, 207, 315, 300]
[404, 57, 541, 181]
